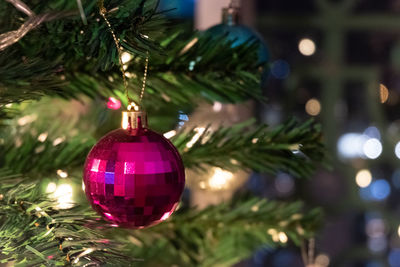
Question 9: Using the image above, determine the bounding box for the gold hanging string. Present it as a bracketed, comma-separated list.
[98, 0, 149, 108]
[139, 51, 149, 103]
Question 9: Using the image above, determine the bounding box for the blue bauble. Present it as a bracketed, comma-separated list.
[206, 23, 269, 65]
[158, 0, 195, 18]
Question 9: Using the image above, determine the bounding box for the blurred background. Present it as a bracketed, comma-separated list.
[158, 0, 400, 266]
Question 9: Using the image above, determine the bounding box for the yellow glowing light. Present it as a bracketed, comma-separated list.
[163, 130, 177, 139]
[355, 169, 372, 188]
[380, 84, 389, 103]
[54, 184, 74, 209]
[267, 229, 279, 242]
[315, 254, 330, 267]
[35, 145, 45, 154]
[53, 137, 65, 146]
[82, 181, 86, 192]
[124, 72, 134, 78]
[278, 232, 288, 243]
[305, 98, 321, 116]
[199, 181, 206, 189]
[251, 205, 259, 212]
[208, 168, 234, 190]
[298, 38, 316, 56]
[17, 114, 38, 126]
[46, 182, 57, 193]
[121, 52, 132, 64]
[186, 127, 205, 148]
[213, 102, 222, 112]
[57, 169, 68, 178]
[37, 132, 48, 142]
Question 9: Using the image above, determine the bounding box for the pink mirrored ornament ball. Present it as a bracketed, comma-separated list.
[83, 110, 185, 228]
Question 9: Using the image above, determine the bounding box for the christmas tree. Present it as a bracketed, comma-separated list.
[0, 0, 325, 266]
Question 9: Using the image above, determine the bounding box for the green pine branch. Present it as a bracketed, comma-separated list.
[0, 169, 135, 266]
[0, 169, 321, 266]
[0, 114, 323, 179]
[0, 0, 265, 107]
[175, 119, 325, 178]
[121, 197, 321, 267]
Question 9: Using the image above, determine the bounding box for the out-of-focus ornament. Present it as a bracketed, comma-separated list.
[83, 109, 185, 228]
[205, 2, 269, 64]
[158, 0, 195, 18]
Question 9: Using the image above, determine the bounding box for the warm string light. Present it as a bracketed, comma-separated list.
[379, 83, 389, 103]
[298, 38, 316, 56]
[355, 169, 372, 188]
[98, 0, 149, 108]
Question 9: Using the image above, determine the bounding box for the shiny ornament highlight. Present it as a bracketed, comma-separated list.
[83, 110, 185, 228]
[107, 97, 121, 110]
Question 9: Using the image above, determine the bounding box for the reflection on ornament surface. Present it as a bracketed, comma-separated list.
[107, 97, 121, 110]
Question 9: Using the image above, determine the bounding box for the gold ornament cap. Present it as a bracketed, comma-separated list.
[122, 104, 148, 130]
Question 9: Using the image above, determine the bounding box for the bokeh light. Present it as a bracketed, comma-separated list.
[368, 236, 387, 253]
[121, 52, 132, 64]
[355, 169, 372, 188]
[380, 84, 389, 104]
[305, 98, 321, 116]
[208, 168, 234, 190]
[337, 133, 368, 159]
[298, 38, 316, 56]
[366, 218, 385, 238]
[54, 184, 74, 209]
[271, 60, 290, 79]
[364, 126, 381, 140]
[370, 179, 391, 200]
[275, 173, 294, 195]
[37, 132, 48, 142]
[57, 169, 68, 178]
[395, 142, 400, 159]
[278, 232, 288, 243]
[46, 182, 57, 193]
[315, 254, 330, 267]
[363, 138, 382, 159]
[213, 102, 222, 112]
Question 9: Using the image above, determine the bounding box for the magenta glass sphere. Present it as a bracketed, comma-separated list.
[83, 123, 185, 228]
